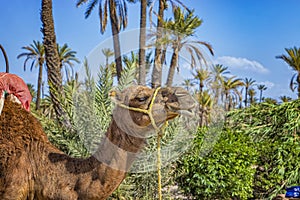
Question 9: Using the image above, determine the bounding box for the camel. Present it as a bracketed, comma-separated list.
[0, 85, 195, 200]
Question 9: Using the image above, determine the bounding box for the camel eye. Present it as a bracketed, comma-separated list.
[135, 96, 149, 102]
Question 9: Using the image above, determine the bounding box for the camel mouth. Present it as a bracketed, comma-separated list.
[166, 105, 195, 118]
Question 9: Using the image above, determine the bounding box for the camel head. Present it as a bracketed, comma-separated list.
[110, 86, 195, 137]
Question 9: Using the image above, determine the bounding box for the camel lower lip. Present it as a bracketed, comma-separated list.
[175, 110, 194, 117]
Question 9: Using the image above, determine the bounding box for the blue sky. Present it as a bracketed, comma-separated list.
[0, 0, 300, 100]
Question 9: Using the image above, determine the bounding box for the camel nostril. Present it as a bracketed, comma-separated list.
[167, 95, 178, 103]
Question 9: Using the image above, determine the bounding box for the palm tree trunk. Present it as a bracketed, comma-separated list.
[244, 88, 248, 107]
[41, 0, 71, 129]
[259, 90, 263, 102]
[109, 0, 123, 81]
[138, 0, 147, 85]
[151, 0, 165, 88]
[166, 47, 178, 87]
[36, 60, 43, 110]
[0, 44, 9, 72]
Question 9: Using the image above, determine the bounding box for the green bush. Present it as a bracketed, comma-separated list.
[176, 128, 258, 200]
[229, 100, 300, 199]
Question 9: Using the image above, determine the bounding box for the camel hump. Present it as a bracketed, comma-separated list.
[0, 99, 48, 144]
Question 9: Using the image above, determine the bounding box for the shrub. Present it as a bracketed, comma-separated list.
[177, 128, 258, 200]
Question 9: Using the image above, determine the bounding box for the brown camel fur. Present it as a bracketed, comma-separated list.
[0, 86, 194, 200]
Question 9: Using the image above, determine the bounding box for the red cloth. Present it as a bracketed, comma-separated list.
[0, 72, 32, 111]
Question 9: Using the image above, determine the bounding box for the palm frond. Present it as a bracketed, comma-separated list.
[117, 60, 137, 91]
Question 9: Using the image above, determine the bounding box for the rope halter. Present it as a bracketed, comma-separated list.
[111, 87, 167, 133]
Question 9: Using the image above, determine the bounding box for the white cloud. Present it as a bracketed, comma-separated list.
[214, 56, 269, 74]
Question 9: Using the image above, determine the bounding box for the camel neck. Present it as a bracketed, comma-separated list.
[92, 119, 146, 172]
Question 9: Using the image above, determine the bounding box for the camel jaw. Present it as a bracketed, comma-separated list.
[166, 105, 195, 119]
[165, 87, 196, 118]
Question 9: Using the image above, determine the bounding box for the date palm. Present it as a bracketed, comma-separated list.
[77, 0, 128, 81]
[197, 90, 213, 127]
[222, 76, 244, 111]
[248, 88, 257, 105]
[193, 68, 211, 95]
[276, 47, 300, 98]
[57, 43, 80, 83]
[17, 40, 45, 110]
[164, 7, 214, 87]
[150, 0, 189, 88]
[102, 48, 117, 76]
[41, 0, 71, 129]
[181, 78, 194, 92]
[243, 77, 256, 107]
[212, 64, 230, 102]
[102, 48, 114, 68]
[257, 84, 267, 103]
[127, 0, 149, 85]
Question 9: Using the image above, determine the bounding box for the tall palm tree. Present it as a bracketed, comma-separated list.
[276, 47, 300, 98]
[222, 76, 244, 111]
[248, 88, 257, 105]
[193, 68, 211, 95]
[41, 0, 71, 129]
[151, 0, 166, 88]
[17, 40, 45, 110]
[77, 0, 128, 81]
[243, 77, 256, 107]
[257, 84, 267, 103]
[211, 64, 230, 102]
[57, 43, 80, 82]
[150, 0, 189, 88]
[102, 48, 117, 77]
[197, 90, 213, 127]
[137, 0, 147, 85]
[164, 7, 214, 87]
[0, 44, 9, 72]
[102, 48, 114, 68]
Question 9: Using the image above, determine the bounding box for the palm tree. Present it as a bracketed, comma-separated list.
[257, 84, 267, 103]
[0, 44, 9, 72]
[77, 0, 128, 81]
[164, 7, 214, 87]
[211, 64, 230, 102]
[248, 88, 257, 105]
[102, 48, 117, 77]
[279, 95, 292, 103]
[17, 40, 45, 110]
[150, 0, 189, 88]
[151, 0, 166, 88]
[193, 68, 211, 95]
[138, 0, 147, 85]
[243, 77, 256, 107]
[57, 43, 80, 82]
[41, 0, 71, 129]
[276, 47, 300, 98]
[181, 78, 194, 92]
[197, 90, 213, 127]
[222, 76, 244, 111]
[102, 48, 114, 68]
